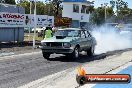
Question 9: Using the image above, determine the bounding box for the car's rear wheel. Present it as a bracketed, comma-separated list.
[87, 46, 94, 56]
[42, 52, 51, 60]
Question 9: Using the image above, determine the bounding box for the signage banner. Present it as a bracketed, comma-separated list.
[0, 12, 25, 27]
[0, 12, 54, 27]
[47, 16, 54, 26]
[25, 14, 48, 27]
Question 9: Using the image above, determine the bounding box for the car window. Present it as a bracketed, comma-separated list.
[84, 31, 88, 37]
[54, 30, 80, 37]
[68, 30, 79, 37]
[88, 31, 92, 37]
[86, 31, 91, 37]
[81, 31, 86, 38]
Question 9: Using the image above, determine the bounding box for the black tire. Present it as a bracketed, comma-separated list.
[42, 52, 50, 59]
[87, 46, 94, 56]
[65, 47, 79, 59]
[72, 47, 80, 59]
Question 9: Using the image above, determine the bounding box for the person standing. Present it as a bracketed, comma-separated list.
[44, 26, 53, 39]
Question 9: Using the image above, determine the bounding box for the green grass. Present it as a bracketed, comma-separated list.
[24, 33, 43, 42]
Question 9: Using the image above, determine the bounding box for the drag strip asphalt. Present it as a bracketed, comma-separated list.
[0, 49, 131, 88]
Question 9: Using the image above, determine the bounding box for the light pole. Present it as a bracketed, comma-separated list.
[33, 0, 37, 48]
[28, 0, 32, 42]
[104, 3, 108, 22]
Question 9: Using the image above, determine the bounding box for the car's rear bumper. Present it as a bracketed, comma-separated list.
[39, 46, 74, 54]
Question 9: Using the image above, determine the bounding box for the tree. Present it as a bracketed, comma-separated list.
[44, 3, 54, 16]
[17, 0, 56, 16]
[46, 0, 63, 16]
[110, 0, 128, 15]
[120, 8, 132, 23]
[3, 0, 16, 5]
[90, 7, 114, 25]
[110, 0, 128, 23]
[17, 0, 30, 14]
[89, 5, 95, 13]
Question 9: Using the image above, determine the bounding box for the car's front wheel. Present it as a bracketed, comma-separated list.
[73, 47, 79, 59]
[66, 47, 80, 59]
[42, 52, 51, 60]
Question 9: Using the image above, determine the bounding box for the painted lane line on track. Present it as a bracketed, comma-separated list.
[0, 51, 41, 61]
[0, 52, 14, 57]
[18, 68, 74, 88]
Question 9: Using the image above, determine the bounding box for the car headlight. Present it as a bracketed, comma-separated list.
[63, 43, 71, 48]
[41, 42, 47, 46]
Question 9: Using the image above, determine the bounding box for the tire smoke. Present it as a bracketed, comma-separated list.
[92, 25, 132, 54]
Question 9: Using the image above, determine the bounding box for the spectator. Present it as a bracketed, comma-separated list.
[43, 26, 53, 39]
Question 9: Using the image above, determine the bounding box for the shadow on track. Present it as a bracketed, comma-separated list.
[45, 48, 132, 63]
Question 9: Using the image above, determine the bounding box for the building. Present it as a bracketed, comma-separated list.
[0, 3, 25, 42]
[62, 0, 93, 28]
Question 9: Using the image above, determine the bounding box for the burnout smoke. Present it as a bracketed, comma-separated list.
[92, 25, 132, 54]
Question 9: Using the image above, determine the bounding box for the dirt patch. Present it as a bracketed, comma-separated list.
[0, 42, 41, 55]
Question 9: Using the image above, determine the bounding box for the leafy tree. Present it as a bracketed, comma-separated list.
[46, 0, 62, 16]
[36, 1, 45, 15]
[17, 0, 30, 14]
[110, 0, 128, 22]
[3, 0, 16, 5]
[110, 0, 128, 15]
[17, 0, 56, 16]
[89, 5, 95, 13]
[90, 7, 114, 25]
[120, 8, 132, 23]
[44, 2, 57, 16]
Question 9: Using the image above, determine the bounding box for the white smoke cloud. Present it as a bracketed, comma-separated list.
[92, 25, 132, 54]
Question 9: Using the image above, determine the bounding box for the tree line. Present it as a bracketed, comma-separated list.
[2, 0, 62, 16]
[90, 0, 132, 25]
[2, 0, 132, 25]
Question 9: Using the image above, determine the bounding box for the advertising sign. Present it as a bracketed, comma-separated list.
[55, 17, 72, 27]
[0, 12, 54, 27]
[25, 14, 48, 27]
[47, 16, 54, 26]
[0, 12, 25, 27]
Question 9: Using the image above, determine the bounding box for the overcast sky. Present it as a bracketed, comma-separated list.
[15, 0, 132, 8]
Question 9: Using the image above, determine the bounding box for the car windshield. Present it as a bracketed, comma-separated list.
[54, 30, 80, 37]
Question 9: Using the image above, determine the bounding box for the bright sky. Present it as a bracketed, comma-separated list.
[91, 0, 132, 8]
[15, 0, 132, 8]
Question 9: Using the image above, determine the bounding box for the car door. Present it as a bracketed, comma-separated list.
[84, 30, 92, 49]
[79, 30, 87, 50]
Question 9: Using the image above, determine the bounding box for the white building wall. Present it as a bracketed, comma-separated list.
[62, 2, 90, 22]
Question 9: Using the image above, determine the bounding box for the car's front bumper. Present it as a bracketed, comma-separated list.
[39, 46, 74, 54]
